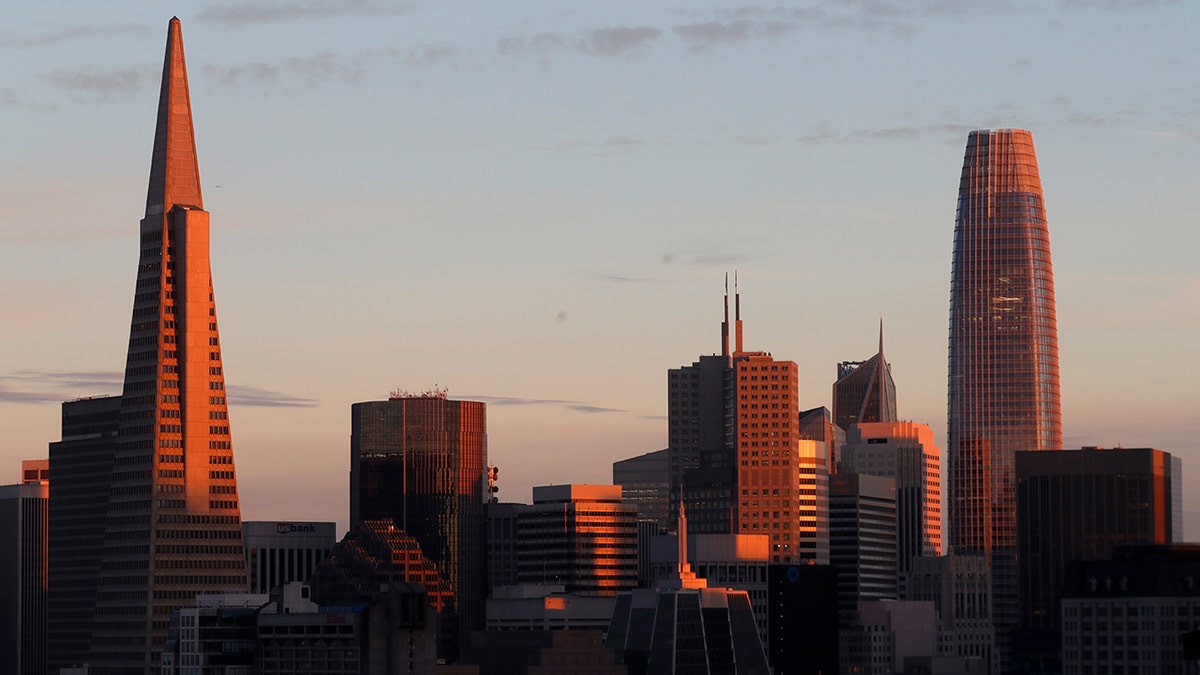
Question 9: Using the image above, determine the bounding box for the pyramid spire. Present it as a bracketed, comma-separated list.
[145, 17, 203, 217]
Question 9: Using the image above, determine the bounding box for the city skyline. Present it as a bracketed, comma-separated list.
[2, 3, 1198, 538]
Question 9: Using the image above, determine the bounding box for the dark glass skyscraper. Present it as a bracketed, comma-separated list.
[832, 322, 897, 432]
[47, 395, 120, 674]
[350, 393, 487, 662]
[947, 128, 1062, 668]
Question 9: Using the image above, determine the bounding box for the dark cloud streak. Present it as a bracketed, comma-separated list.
[198, 0, 410, 26]
[0, 370, 316, 408]
[43, 67, 156, 100]
[467, 395, 627, 415]
[0, 24, 147, 49]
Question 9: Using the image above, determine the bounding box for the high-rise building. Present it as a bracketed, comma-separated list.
[350, 392, 487, 661]
[903, 555, 996, 673]
[0, 474, 49, 675]
[839, 600, 939, 675]
[798, 406, 843, 474]
[517, 484, 638, 596]
[668, 278, 827, 564]
[947, 128, 1062, 665]
[242, 521, 337, 594]
[832, 322, 897, 432]
[89, 19, 249, 672]
[829, 473, 898, 623]
[47, 395, 120, 674]
[1061, 545, 1200, 673]
[612, 448, 670, 530]
[605, 502, 772, 675]
[767, 563, 840, 675]
[1014, 447, 1180, 671]
[841, 421, 943, 574]
[486, 501, 523, 592]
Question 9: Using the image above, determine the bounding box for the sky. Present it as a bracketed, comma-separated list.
[2, 0, 1198, 538]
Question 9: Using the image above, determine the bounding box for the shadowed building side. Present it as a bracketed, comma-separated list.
[89, 18, 248, 674]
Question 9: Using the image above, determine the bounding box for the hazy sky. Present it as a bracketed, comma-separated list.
[2, 1, 1197, 537]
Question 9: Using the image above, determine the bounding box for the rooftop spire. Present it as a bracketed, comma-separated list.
[734, 271, 744, 354]
[145, 17, 203, 218]
[721, 273, 730, 357]
[878, 317, 885, 357]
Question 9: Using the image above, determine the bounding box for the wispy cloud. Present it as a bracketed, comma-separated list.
[0, 24, 147, 49]
[398, 45, 457, 68]
[0, 370, 120, 404]
[591, 273, 661, 285]
[498, 26, 662, 59]
[581, 27, 662, 56]
[795, 122, 997, 146]
[227, 385, 319, 408]
[0, 370, 316, 408]
[534, 136, 660, 158]
[674, 19, 795, 51]
[0, 387, 72, 403]
[198, 0, 410, 26]
[467, 395, 626, 414]
[43, 66, 157, 101]
[205, 52, 365, 87]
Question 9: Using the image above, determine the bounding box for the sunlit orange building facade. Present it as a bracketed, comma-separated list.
[947, 128, 1062, 668]
[517, 484, 638, 596]
[669, 279, 829, 565]
[88, 18, 249, 673]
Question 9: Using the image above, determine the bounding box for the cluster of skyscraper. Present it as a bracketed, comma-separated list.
[0, 17, 1194, 675]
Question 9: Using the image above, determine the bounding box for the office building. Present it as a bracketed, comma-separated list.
[0, 475, 49, 675]
[1061, 545, 1200, 675]
[486, 501, 523, 592]
[484, 584, 617, 631]
[832, 322, 897, 432]
[612, 448, 670, 530]
[350, 392, 487, 661]
[647, 532, 771, 646]
[767, 564, 840, 675]
[160, 592, 265, 673]
[839, 600, 938, 675]
[308, 519, 454, 659]
[798, 406, 843, 474]
[451, 630, 626, 675]
[947, 129, 1063, 666]
[669, 278, 827, 564]
[667, 281, 736, 535]
[1015, 447, 1180, 670]
[829, 473, 898, 623]
[89, 19, 250, 672]
[606, 503, 771, 675]
[242, 521, 337, 593]
[21, 460, 49, 483]
[841, 421, 943, 574]
[518, 484, 638, 596]
[47, 395, 121, 674]
[904, 555, 996, 673]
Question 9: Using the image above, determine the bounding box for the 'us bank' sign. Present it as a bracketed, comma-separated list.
[277, 523, 318, 535]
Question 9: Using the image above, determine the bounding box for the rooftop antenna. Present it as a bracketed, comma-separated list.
[734, 271, 744, 354]
[721, 273, 730, 357]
